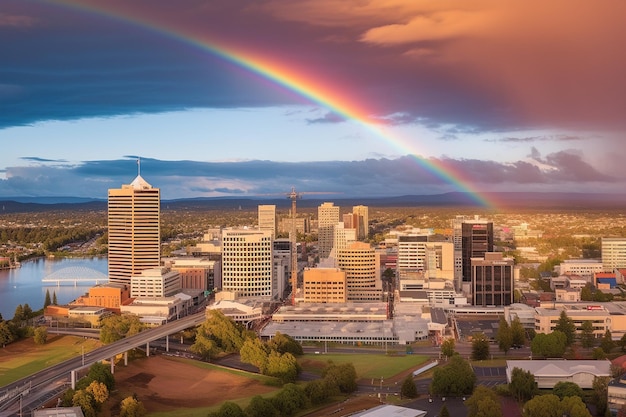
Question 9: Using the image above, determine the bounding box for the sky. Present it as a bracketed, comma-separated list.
[1, 1, 625, 204]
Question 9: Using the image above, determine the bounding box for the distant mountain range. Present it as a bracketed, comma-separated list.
[0, 192, 624, 214]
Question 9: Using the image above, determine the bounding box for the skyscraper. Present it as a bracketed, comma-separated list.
[108, 175, 161, 286]
[461, 219, 493, 283]
[221, 229, 274, 299]
[336, 242, 381, 301]
[258, 204, 277, 238]
[471, 252, 514, 306]
[352, 205, 369, 240]
[318, 202, 340, 258]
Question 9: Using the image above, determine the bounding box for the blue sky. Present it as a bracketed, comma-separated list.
[0, 1, 624, 200]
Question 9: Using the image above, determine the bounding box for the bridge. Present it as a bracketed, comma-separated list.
[41, 266, 108, 286]
[0, 311, 207, 416]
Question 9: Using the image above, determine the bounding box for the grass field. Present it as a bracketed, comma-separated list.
[0, 335, 100, 386]
[300, 353, 429, 380]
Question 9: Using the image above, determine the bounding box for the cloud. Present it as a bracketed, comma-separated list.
[306, 112, 347, 124]
[489, 134, 587, 143]
[0, 154, 619, 200]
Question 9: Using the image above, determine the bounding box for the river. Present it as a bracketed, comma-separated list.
[0, 257, 108, 320]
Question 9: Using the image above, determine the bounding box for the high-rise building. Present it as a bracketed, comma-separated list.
[461, 219, 493, 283]
[471, 252, 514, 306]
[131, 267, 182, 298]
[334, 222, 357, 253]
[602, 238, 626, 271]
[303, 267, 347, 303]
[397, 234, 429, 271]
[258, 205, 277, 238]
[221, 229, 274, 299]
[108, 175, 161, 286]
[318, 202, 340, 258]
[336, 242, 381, 301]
[352, 205, 369, 240]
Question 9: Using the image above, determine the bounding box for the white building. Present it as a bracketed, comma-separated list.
[221, 228, 275, 299]
[131, 267, 181, 298]
[506, 360, 611, 389]
[258, 204, 277, 238]
[556, 259, 604, 278]
[603, 237, 626, 271]
[318, 202, 340, 259]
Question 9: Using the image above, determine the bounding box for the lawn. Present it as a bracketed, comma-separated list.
[300, 353, 429, 380]
[0, 334, 100, 386]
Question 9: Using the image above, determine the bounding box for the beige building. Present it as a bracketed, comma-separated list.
[303, 267, 347, 303]
[108, 175, 160, 286]
[337, 242, 382, 302]
[258, 204, 277, 238]
[333, 222, 357, 253]
[168, 257, 218, 291]
[603, 237, 626, 272]
[534, 306, 611, 338]
[352, 205, 369, 240]
[131, 267, 182, 298]
[221, 228, 274, 299]
[318, 202, 340, 258]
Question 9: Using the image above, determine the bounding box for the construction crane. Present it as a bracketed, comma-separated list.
[284, 187, 340, 305]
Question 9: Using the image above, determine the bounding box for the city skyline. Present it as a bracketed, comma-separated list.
[1, 1, 625, 202]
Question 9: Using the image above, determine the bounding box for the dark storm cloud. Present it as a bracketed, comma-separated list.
[0, 154, 617, 200]
[21, 156, 67, 163]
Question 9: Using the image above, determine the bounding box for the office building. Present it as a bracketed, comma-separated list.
[352, 205, 369, 240]
[131, 267, 182, 298]
[318, 202, 340, 258]
[336, 242, 381, 301]
[461, 218, 494, 283]
[303, 267, 347, 303]
[221, 229, 274, 299]
[258, 205, 277, 238]
[471, 252, 514, 306]
[273, 238, 292, 299]
[108, 175, 161, 286]
[602, 237, 626, 271]
[168, 257, 218, 291]
[397, 234, 429, 271]
[334, 222, 357, 253]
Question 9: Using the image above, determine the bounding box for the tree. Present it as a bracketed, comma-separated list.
[245, 395, 279, 417]
[593, 347, 607, 359]
[430, 355, 476, 396]
[72, 390, 96, 417]
[581, 283, 593, 301]
[601, 329, 615, 353]
[119, 396, 147, 417]
[439, 404, 451, 417]
[190, 329, 219, 360]
[531, 331, 567, 358]
[620, 333, 626, 352]
[12, 304, 24, 322]
[523, 394, 591, 417]
[580, 320, 595, 348]
[85, 380, 109, 406]
[240, 337, 269, 373]
[83, 362, 115, 391]
[34, 326, 47, 345]
[208, 401, 246, 417]
[441, 338, 455, 358]
[52, 291, 57, 305]
[471, 332, 489, 361]
[44, 289, 52, 308]
[0, 321, 14, 347]
[271, 383, 309, 417]
[509, 367, 538, 403]
[322, 362, 358, 393]
[22, 303, 32, 318]
[465, 386, 502, 417]
[553, 381, 583, 400]
[554, 310, 576, 346]
[267, 332, 303, 356]
[265, 351, 300, 384]
[200, 309, 248, 353]
[593, 376, 610, 417]
[304, 379, 335, 405]
[496, 316, 512, 354]
[510, 316, 527, 347]
[99, 314, 145, 344]
[400, 374, 417, 399]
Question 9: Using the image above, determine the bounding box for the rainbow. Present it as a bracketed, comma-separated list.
[46, 0, 493, 207]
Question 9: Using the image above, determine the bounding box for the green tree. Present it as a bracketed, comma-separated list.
[522, 394, 561, 417]
[593, 347, 607, 359]
[244, 395, 279, 417]
[44, 289, 52, 308]
[471, 333, 489, 361]
[99, 314, 145, 344]
[265, 351, 300, 384]
[52, 291, 57, 305]
[465, 386, 502, 417]
[22, 304, 32, 318]
[0, 321, 14, 347]
[240, 337, 270, 373]
[267, 332, 303, 356]
[208, 401, 245, 417]
[304, 379, 336, 405]
[119, 396, 147, 417]
[271, 383, 309, 417]
[400, 374, 417, 399]
[12, 304, 24, 322]
[559, 396, 592, 417]
[553, 381, 583, 400]
[509, 367, 538, 402]
[430, 355, 476, 396]
[593, 376, 610, 417]
[580, 320, 595, 348]
[581, 283, 593, 301]
[82, 362, 115, 391]
[34, 326, 47, 345]
[190, 329, 219, 360]
[322, 362, 358, 393]
[496, 316, 512, 354]
[200, 309, 248, 353]
[554, 310, 576, 346]
[531, 331, 567, 358]
[441, 338, 455, 358]
[439, 404, 451, 417]
[72, 390, 96, 417]
[601, 329, 615, 353]
[620, 333, 626, 352]
[85, 380, 109, 406]
[511, 316, 527, 347]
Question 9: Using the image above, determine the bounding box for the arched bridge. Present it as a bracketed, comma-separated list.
[41, 266, 108, 286]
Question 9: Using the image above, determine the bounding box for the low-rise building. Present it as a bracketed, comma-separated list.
[507, 360, 611, 389]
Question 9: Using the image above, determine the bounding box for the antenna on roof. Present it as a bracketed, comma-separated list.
[137, 157, 141, 176]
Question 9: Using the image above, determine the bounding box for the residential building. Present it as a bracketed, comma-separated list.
[258, 204, 277, 238]
[471, 252, 514, 306]
[303, 267, 347, 303]
[221, 228, 274, 299]
[318, 202, 340, 258]
[603, 237, 626, 271]
[108, 175, 160, 286]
